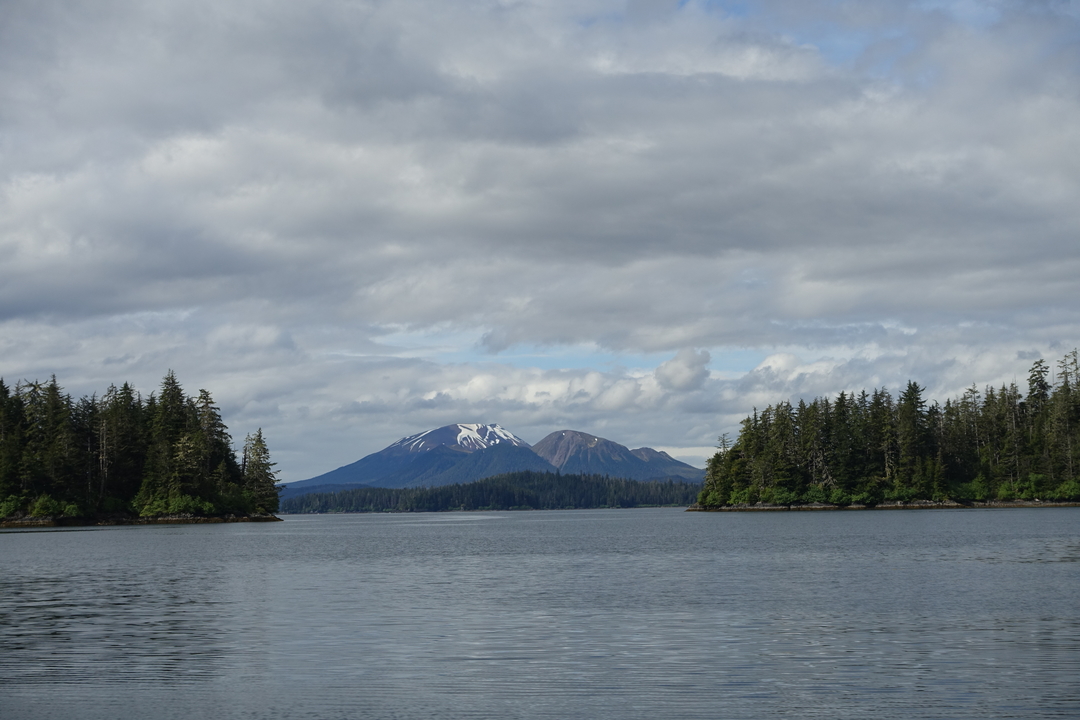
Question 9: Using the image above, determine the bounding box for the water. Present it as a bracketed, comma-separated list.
[2, 508, 1079, 719]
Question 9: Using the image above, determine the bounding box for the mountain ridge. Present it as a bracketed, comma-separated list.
[285, 423, 702, 496]
[532, 430, 703, 482]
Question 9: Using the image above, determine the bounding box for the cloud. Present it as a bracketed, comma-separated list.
[2, 0, 1079, 479]
[655, 349, 711, 391]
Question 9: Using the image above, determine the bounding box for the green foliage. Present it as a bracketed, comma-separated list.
[827, 488, 852, 506]
[27, 494, 70, 518]
[1048, 479, 1080, 501]
[727, 486, 756, 505]
[0, 372, 274, 520]
[765, 487, 799, 506]
[0, 495, 25, 517]
[995, 484, 1017, 501]
[698, 351, 1080, 508]
[138, 494, 217, 517]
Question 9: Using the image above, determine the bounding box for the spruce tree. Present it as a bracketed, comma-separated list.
[242, 429, 280, 514]
[137, 371, 191, 512]
[98, 383, 147, 507]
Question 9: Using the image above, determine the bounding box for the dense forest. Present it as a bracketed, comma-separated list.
[0, 371, 280, 519]
[699, 352, 1080, 508]
[281, 471, 700, 513]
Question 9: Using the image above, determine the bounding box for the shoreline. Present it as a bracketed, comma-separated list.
[688, 499, 1080, 512]
[0, 513, 283, 528]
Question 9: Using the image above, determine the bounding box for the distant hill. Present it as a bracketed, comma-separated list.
[532, 430, 704, 481]
[630, 446, 706, 480]
[284, 423, 702, 498]
[279, 482, 370, 500]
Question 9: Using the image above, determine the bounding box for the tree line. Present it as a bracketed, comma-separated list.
[699, 352, 1080, 508]
[282, 471, 700, 513]
[0, 371, 279, 519]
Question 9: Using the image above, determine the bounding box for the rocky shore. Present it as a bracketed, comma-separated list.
[688, 499, 1080, 512]
[1, 513, 283, 528]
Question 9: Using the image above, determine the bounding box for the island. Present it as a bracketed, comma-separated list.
[695, 353, 1080, 510]
[0, 372, 281, 527]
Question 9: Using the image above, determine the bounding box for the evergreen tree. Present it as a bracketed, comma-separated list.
[71, 394, 100, 512]
[896, 381, 928, 498]
[97, 383, 147, 508]
[136, 371, 194, 513]
[242, 429, 280, 513]
[18, 377, 77, 504]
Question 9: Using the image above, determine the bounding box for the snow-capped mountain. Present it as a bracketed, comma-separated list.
[282, 423, 536, 493]
[386, 423, 529, 454]
[282, 423, 702, 498]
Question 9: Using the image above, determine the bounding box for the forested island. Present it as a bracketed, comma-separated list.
[281, 471, 700, 513]
[0, 371, 280, 525]
[698, 353, 1080, 509]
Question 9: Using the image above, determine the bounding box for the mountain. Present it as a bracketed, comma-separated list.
[285, 423, 529, 491]
[377, 444, 472, 489]
[629, 446, 706, 481]
[531, 430, 704, 481]
[284, 423, 703, 497]
[386, 443, 558, 489]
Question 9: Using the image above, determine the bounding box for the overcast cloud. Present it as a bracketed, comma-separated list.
[2, 0, 1079, 480]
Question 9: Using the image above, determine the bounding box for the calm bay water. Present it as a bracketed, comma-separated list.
[2, 507, 1079, 719]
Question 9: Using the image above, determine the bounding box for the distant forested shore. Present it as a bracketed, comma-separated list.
[698, 352, 1080, 509]
[281, 471, 700, 513]
[0, 372, 280, 522]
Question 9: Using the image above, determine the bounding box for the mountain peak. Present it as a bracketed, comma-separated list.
[533, 430, 703, 481]
[630, 447, 678, 463]
[534, 430, 629, 468]
[387, 423, 530, 454]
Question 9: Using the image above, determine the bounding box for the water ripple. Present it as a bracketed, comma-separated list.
[2, 508, 1079, 719]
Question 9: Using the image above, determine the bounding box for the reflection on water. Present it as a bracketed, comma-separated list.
[2, 509, 1079, 719]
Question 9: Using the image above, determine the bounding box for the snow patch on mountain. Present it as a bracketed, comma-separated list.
[388, 423, 530, 454]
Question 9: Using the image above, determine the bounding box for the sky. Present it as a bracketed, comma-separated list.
[2, 0, 1079, 481]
